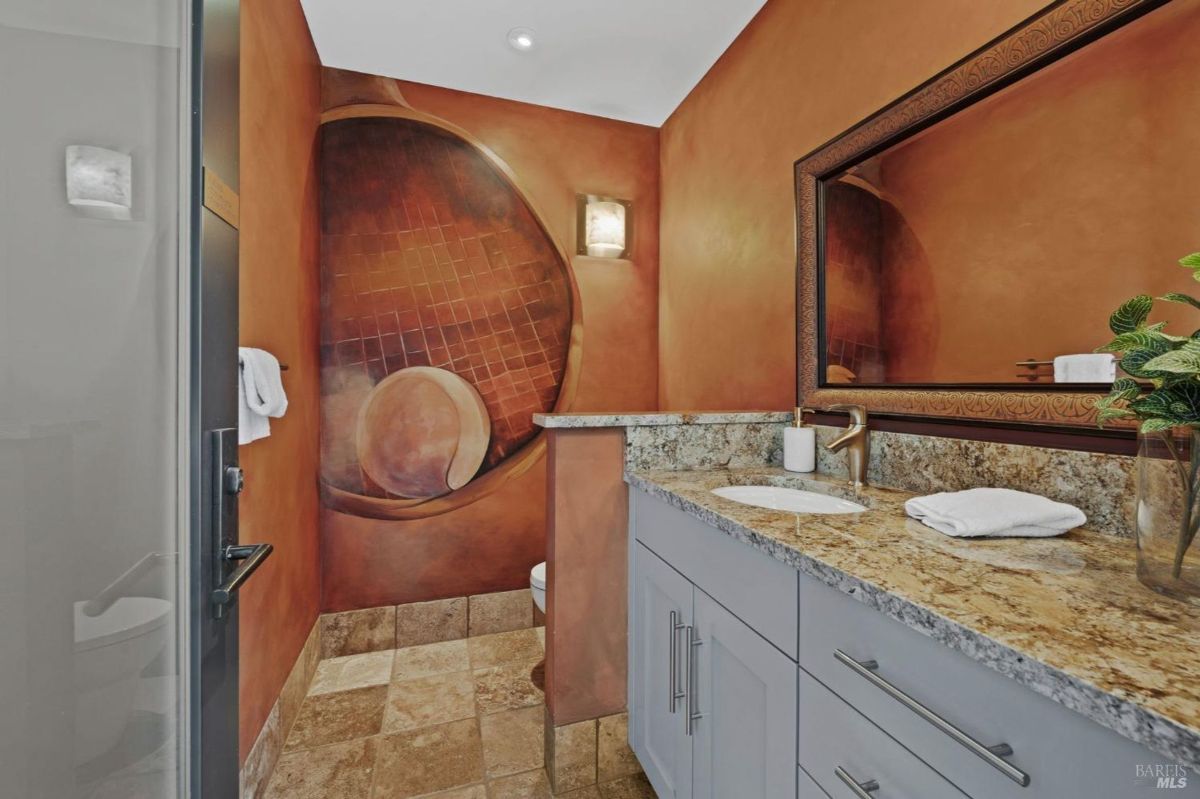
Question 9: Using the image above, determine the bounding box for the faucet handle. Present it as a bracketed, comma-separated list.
[826, 404, 868, 426]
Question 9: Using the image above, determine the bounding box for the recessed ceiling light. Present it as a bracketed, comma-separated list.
[507, 27, 536, 52]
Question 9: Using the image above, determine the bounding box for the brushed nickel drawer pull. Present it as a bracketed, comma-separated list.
[686, 626, 703, 735]
[834, 766, 880, 798]
[834, 649, 1030, 787]
[668, 610, 686, 713]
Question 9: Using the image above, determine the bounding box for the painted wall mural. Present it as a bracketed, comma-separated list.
[319, 115, 577, 518]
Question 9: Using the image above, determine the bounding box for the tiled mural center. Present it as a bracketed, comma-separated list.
[320, 117, 573, 498]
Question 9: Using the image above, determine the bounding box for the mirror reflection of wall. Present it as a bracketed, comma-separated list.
[820, 0, 1200, 386]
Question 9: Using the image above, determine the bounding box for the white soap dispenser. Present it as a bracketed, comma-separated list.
[784, 407, 816, 473]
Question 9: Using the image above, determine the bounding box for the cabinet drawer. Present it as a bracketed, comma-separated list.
[799, 572, 1200, 798]
[632, 489, 798, 658]
[798, 668, 968, 799]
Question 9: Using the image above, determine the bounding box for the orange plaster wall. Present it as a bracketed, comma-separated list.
[658, 0, 1051, 409]
[874, 0, 1200, 383]
[545, 429, 629, 724]
[321, 462, 547, 608]
[320, 75, 660, 611]
[237, 0, 323, 760]
[395, 81, 661, 413]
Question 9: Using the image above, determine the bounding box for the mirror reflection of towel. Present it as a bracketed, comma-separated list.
[1053, 353, 1115, 383]
[238, 347, 288, 445]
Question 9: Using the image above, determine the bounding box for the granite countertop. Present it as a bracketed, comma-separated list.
[626, 466, 1200, 769]
[533, 411, 793, 428]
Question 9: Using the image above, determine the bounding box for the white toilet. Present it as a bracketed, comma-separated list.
[73, 596, 173, 763]
[530, 561, 547, 613]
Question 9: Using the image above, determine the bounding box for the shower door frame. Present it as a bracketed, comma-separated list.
[186, 0, 245, 795]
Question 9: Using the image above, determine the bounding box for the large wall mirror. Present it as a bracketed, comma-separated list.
[796, 0, 1196, 429]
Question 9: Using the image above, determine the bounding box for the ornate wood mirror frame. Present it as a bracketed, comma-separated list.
[795, 0, 1166, 432]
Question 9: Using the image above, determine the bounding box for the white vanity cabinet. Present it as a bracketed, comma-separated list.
[630, 543, 694, 798]
[690, 588, 798, 799]
[629, 493, 798, 799]
[628, 487, 1200, 799]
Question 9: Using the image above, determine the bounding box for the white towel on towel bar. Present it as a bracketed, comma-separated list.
[904, 488, 1086, 538]
[238, 347, 288, 445]
[1053, 353, 1115, 383]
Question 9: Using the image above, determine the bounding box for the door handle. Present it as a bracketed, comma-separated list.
[212, 542, 273, 608]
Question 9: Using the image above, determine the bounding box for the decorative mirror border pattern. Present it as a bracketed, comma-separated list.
[795, 0, 1164, 429]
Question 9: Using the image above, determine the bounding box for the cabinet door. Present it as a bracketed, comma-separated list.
[691, 589, 797, 799]
[630, 543, 694, 798]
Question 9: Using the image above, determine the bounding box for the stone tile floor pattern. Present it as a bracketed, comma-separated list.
[264, 626, 656, 798]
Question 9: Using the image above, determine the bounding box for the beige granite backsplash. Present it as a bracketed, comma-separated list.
[624, 422, 786, 471]
[620, 419, 1136, 538]
[812, 426, 1136, 538]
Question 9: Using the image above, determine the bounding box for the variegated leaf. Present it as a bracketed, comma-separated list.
[1144, 347, 1200, 375]
[1108, 294, 1153, 335]
[1097, 325, 1182, 353]
[1106, 377, 1142, 402]
[1119, 335, 1175, 378]
[1132, 383, 1200, 424]
[1141, 417, 1185, 433]
[1170, 382, 1200, 422]
[1097, 406, 1136, 425]
[1160, 293, 1200, 310]
[1132, 390, 1182, 418]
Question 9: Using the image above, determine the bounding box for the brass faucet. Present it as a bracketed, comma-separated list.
[824, 404, 869, 487]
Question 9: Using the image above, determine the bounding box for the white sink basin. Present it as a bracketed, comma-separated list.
[711, 485, 866, 515]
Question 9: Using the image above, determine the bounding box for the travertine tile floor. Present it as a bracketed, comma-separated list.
[264, 626, 656, 798]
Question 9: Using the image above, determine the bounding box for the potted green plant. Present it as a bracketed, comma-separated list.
[1096, 251, 1200, 602]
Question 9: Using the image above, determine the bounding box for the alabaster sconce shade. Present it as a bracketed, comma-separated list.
[576, 195, 631, 259]
[66, 145, 132, 219]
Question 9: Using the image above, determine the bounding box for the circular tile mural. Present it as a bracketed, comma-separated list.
[319, 116, 575, 515]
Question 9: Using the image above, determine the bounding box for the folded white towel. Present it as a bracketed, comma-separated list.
[1053, 353, 1115, 383]
[904, 488, 1086, 538]
[238, 347, 288, 445]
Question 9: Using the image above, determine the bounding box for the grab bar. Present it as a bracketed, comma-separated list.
[81, 551, 173, 617]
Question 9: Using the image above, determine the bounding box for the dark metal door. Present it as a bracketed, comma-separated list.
[189, 0, 270, 795]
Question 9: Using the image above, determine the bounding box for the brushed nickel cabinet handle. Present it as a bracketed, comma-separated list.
[685, 626, 703, 735]
[834, 766, 880, 798]
[668, 610, 686, 713]
[834, 649, 1030, 787]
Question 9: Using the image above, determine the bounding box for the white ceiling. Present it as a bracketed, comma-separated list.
[299, 0, 767, 127]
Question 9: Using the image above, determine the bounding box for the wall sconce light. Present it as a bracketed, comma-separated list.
[66, 145, 132, 219]
[576, 195, 631, 259]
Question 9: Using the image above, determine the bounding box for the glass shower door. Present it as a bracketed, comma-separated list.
[0, 0, 190, 796]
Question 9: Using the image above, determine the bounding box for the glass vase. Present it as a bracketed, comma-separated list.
[1136, 426, 1200, 603]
